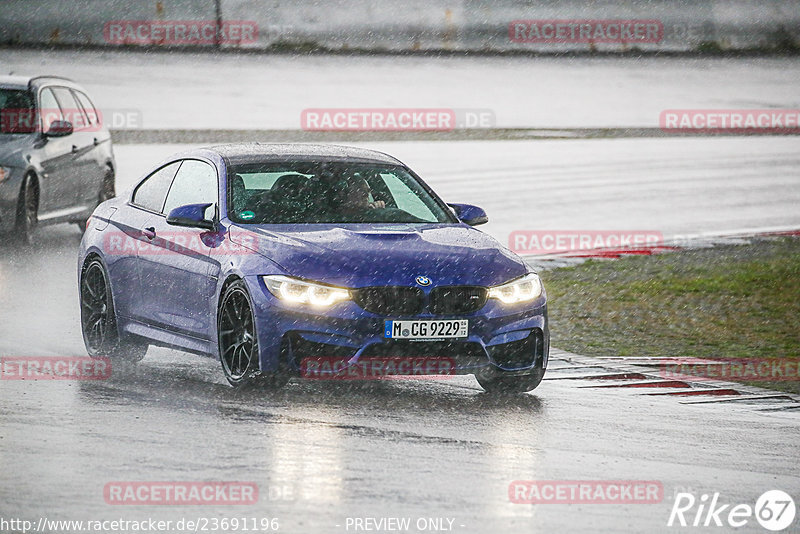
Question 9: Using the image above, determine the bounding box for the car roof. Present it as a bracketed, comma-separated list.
[0, 75, 83, 91]
[0, 75, 34, 90]
[205, 143, 404, 166]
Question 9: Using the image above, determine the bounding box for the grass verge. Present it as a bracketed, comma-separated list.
[539, 236, 800, 394]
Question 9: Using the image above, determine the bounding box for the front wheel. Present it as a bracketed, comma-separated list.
[218, 281, 290, 389]
[475, 366, 545, 394]
[80, 258, 147, 362]
[218, 281, 266, 388]
[14, 173, 38, 245]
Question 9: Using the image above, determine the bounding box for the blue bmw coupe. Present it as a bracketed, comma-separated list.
[78, 144, 549, 392]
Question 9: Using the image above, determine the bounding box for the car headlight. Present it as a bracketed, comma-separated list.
[488, 273, 543, 304]
[0, 166, 11, 184]
[262, 275, 351, 308]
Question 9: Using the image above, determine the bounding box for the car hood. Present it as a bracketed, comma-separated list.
[228, 223, 528, 288]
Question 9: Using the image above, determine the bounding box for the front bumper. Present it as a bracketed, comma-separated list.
[245, 275, 549, 377]
[0, 166, 24, 233]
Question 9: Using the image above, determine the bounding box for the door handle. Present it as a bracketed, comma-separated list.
[71, 145, 79, 153]
[142, 227, 156, 240]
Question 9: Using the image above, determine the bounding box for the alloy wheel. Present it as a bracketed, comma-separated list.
[80, 261, 110, 353]
[219, 286, 257, 384]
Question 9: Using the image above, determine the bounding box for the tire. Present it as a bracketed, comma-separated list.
[475, 366, 545, 394]
[218, 280, 289, 389]
[80, 258, 147, 363]
[14, 173, 38, 245]
[76, 167, 116, 232]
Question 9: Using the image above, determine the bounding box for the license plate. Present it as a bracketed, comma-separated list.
[384, 319, 468, 340]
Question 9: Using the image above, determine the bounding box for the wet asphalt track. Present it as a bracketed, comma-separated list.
[1, 157, 799, 532]
[1, 47, 800, 534]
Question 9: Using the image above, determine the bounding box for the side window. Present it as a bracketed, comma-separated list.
[73, 90, 99, 125]
[163, 160, 218, 219]
[39, 88, 63, 132]
[0, 89, 35, 134]
[132, 161, 182, 213]
[51, 87, 89, 131]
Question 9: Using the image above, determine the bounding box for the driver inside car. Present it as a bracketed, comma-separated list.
[335, 174, 385, 214]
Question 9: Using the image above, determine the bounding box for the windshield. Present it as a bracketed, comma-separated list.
[0, 88, 35, 134]
[228, 162, 456, 224]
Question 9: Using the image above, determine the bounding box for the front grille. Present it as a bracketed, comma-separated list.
[487, 329, 544, 369]
[353, 286, 425, 316]
[353, 285, 490, 316]
[429, 286, 488, 315]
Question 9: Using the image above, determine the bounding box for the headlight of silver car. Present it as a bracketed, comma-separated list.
[487, 273, 543, 304]
[262, 275, 351, 308]
[0, 166, 11, 184]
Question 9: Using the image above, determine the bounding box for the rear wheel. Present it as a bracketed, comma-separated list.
[100, 167, 116, 202]
[475, 366, 545, 394]
[14, 173, 38, 245]
[76, 167, 115, 231]
[80, 258, 147, 363]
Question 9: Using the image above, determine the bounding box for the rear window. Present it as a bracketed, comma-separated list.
[132, 161, 182, 213]
[73, 90, 100, 125]
[51, 86, 91, 131]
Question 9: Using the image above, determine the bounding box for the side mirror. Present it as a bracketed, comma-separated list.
[44, 120, 73, 137]
[166, 203, 215, 230]
[448, 203, 488, 226]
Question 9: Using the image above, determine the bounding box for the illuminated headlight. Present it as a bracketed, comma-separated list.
[263, 275, 351, 308]
[0, 167, 11, 184]
[488, 273, 543, 304]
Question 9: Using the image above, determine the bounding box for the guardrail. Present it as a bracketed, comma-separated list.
[1, 0, 798, 53]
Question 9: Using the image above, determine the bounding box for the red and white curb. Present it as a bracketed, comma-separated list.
[546, 349, 800, 412]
